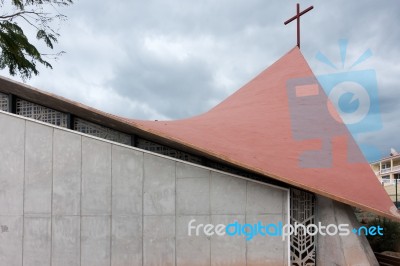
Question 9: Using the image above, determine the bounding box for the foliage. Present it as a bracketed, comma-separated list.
[0, 0, 73, 80]
[366, 217, 400, 252]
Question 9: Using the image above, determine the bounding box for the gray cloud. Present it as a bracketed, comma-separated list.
[1, 0, 399, 159]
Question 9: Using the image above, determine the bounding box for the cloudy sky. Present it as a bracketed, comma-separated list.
[1, 0, 400, 161]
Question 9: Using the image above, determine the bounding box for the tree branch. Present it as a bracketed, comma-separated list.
[0, 10, 48, 20]
[18, 14, 40, 31]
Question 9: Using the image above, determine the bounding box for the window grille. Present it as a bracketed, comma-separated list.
[136, 138, 270, 181]
[74, 117, 131, 145]
[206, 160, 260, 179]
[136, 138, 203, 164]
[290, 188, 316, 266]
[16, 99, 68, 127]
[0, 92, 8, 112]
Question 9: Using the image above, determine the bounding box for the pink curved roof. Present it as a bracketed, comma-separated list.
[127, 47, 400, 221]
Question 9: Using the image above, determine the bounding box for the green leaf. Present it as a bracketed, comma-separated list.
[0, 21, 53, 80]
[0, 0, 71, 80]
[36, 29, 57, 49]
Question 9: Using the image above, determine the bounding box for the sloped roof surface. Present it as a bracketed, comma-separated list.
[128, 47, 400, 220]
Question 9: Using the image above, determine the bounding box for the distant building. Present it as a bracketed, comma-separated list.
[370, 149, 400, 203]
[370, 148, 400, 185]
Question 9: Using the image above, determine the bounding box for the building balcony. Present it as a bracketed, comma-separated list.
[393, 165, 400, 172]
[377, 165, 400, 175]
[379, 178, 400, 186]
[381, 168, 391, 174]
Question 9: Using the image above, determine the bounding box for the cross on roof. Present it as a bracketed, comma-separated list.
[284, 3, 314, 49]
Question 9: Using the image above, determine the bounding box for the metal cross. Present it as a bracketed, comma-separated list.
[284, 3, 314, 49]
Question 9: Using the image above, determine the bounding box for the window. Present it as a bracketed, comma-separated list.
[136, 138, 203, 164]
[74, 118, 131, 145]
[382, 175, 390, 184]
[0, 92, 8, 112]
[16, 99, 68, 127]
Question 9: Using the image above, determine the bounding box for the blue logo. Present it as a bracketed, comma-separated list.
[286, 39, 383, 167]
[352, 225, 383, 236]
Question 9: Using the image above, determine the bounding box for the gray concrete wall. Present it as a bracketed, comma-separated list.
[316, 196, 379, 266]
[0, 111, 289, 266]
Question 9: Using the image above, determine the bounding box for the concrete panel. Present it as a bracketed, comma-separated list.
[176, 215, 210, 266]
[0, 215, 23, 266]
[24, 122, 53, 215]
[0, 113, 25, 215]
[81, 216, 111, 266]
[316, 196, 379, 266]
[333, 201, 379, 266]
[23, 217, 51, 266]
[144, 154, 175, 215]
[143, 215, 175, 266]
[210, 172, 246, 215]
[112, 145, 143, 216]
[246, 214, 288, 266]
[52, 216, 80, 266]
[210, 215, 246, 265]
[246, 182, 284, 215]
[53, 129, 81, 216]
[177, 177, 209, 215]
[82, 137, 111, 215]
[315, 196, 346, 265]
[111, 215, 142, 266]
[176, 162, 210, 178]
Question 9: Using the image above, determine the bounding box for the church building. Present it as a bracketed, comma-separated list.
[0, 47, 398, 266]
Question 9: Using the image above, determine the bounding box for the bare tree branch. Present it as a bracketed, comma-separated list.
[0, 10, 49, 20]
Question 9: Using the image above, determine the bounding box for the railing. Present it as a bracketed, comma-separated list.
[379, 178, 400, 186]
[378, 165, 400, 175]
[393, 165, 400, 171]
[381, 168, 391, 174]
